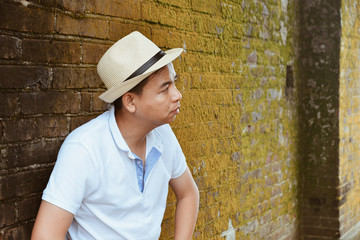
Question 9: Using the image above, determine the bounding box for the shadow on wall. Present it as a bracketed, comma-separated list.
[296, 0, 341, 239]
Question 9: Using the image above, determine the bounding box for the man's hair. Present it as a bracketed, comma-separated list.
[113, 63, 175, 111]
[113, 75, 150, 110]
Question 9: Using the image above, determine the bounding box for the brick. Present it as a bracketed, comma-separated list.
[56, 13, 108, 38]
[151, 29, 184, 50]
[303, 205, 339, 219]
[0, 35, 21, 59]
[92, 92, 109, 111]
[37, 116, 69, 137]
[1, 222, 33, 240]
[141, 2, 177, 27]
[303, 226, 340, 238]
[158, 0, 190, 8]
[191, 0, 222, 15]
[14, 0, 85, 12]
[0, 168, 52, 200]
[81, 93, 91, 112]
[23, 39, 81, 64]
[19, 92, 80, 114]
[70, 115, 97, 132]
[180, 53, 234, 73]
[5, 140, 63, 168]
[3, 116, 68, 143]
[109, 22, 151, 42]
[82, 43, 111, 64]
[3, 118, 39, 143]
[17, 196, 41, 221]
[0, 146, 6, 170]
[0, 2, 54, 34]
[53, 67, 102, 89]
[87, 0, 141, 19]
[0, 201, 15, 228]
[0, 65, 51, 89]
[53, 0, 86, 12]
[0, 93, 19, 117]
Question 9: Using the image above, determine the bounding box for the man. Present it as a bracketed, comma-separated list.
[31, 31, 199, 240]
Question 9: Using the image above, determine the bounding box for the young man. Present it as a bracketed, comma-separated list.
[31, 31, 199, 240]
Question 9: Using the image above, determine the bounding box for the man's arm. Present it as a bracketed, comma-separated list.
[169, 167, 199, 240]
[31, 200, 74, 240]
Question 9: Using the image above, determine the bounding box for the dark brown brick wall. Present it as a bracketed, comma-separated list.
[297, 0, 342, 239]
[0, 1, 107, 238]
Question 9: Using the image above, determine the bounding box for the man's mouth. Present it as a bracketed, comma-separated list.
[172, 106, 180, 114]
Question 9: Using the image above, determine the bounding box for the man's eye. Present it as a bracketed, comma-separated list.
[162, 85, 169, 92]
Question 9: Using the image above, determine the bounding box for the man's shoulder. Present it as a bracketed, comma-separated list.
[153, 124, 172, 136]
[152, 124, 179, 145]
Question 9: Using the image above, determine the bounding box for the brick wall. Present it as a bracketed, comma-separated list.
[297, 0, 360, 239]
[1, 0, 299, 239]
[0, 1, 108, 238]
[339, 0, 360, 239]
[167, 1, 299, 239]
[297, 1, 342, 239]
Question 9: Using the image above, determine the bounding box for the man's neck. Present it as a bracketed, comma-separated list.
[114, 109, 156, 161]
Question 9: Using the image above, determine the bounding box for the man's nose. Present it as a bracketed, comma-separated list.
[171, 85, 182, 102]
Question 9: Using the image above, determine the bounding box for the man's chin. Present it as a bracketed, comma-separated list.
[167, 115, 177, 124]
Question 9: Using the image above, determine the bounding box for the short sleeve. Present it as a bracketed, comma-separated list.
[42, 141, 97, 215]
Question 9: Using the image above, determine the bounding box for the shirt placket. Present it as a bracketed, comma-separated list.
[134, 158, 145, 193]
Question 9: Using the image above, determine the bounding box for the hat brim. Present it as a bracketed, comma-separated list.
[99, 48, 183, 103]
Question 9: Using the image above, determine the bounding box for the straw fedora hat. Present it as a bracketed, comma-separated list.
[97, 31, 183, 103]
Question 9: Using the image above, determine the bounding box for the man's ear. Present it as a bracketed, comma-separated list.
[122, 93, 136, 113]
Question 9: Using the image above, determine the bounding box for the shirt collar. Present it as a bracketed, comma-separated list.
[108, 105, 164, 158]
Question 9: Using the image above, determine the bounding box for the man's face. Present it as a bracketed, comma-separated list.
[133, 65, 182, 126]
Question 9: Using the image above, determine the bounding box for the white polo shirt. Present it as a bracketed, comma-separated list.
[42, 106, 187, 240]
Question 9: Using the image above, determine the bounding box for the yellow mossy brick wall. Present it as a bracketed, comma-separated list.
[154, 0, 299, 239]
[339, 0, 360, 238]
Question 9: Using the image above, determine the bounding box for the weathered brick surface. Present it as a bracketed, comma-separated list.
[3, 118, 40, 143]
[19, 92, 80, 114]
[0, 201, 16, 228]
[109, 22, 151, 42]
[92, 92, 109, 111]
[53, 0, 86, 12]
[87, 0, 141, 20]
[1, 222, 33, 240]
[23, 39, 81, 64]
[0, 35, 21, 59]
[17, 196, 42, 222]
[82, 42, 110, 64]
[0, 2, 54, 34]
[0, 65, 51, 89]
[52, 67, 102, 89]
[0, 94, 19, 117]
[0, 169, 52, 200]
[2, 140, 63, 169]
[69, 114, 99, 132]
[20, 0, 86, 12]
[56, 13, 108, 38]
